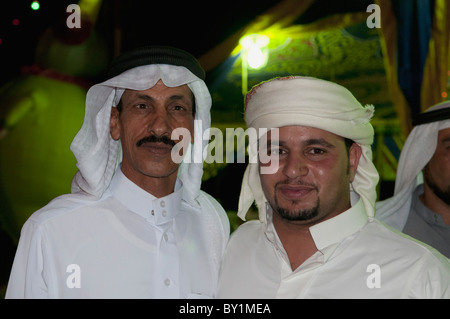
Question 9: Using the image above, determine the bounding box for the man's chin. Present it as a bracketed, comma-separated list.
[274, 205, 319, 222]
[135, 161, 180, 179]
[144, 167, 179, 179]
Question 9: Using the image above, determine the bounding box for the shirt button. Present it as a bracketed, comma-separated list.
[160, 201, 165, 207]
[162, 210, 167, 217]
[151, 210, 154, 216]
[164, 278, 171, 286]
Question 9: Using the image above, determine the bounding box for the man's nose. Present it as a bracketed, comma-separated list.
[282, 153, 308, 179]
[147, 109, 171, 136]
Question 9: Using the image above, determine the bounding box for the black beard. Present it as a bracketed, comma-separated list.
[424, 173, 450, 205]
[274, 198, 320, 221]
[273, 179, 320, 221]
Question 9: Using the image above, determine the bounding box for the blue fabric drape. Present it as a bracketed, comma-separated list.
[394, 0, 433, 118]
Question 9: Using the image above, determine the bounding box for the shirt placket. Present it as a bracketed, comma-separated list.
[153, 199, 180, 298]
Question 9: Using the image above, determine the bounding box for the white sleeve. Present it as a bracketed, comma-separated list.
[5, 219, 49, 299]
[405, 250, 450, 299]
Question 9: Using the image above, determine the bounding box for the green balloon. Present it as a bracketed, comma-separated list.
[0, 23, 109, 242]
[0, 75, 87, 242]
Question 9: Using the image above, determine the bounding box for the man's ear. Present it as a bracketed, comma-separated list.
[349, 143, 362, 183]
[110, 107, 120, 141]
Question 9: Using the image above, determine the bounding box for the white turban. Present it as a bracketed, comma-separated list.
[238, 76, 379, 223]
[376, 101, 450, 230]
[70, 63, 211, 206]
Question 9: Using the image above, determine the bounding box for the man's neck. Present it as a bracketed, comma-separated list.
[272, 214, 318, 271]
[120, 167, 177, 198]
[272, 204, 349, 271]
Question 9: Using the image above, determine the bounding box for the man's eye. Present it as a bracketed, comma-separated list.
[308, 148, 326, 155]
[267, 147, 285, 156]
[135, 103, 147, 109]
[173, 105, 186, 111]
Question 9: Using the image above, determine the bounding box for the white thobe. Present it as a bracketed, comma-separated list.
[6, 168, 229, 298]
[218, 196, 450, 299]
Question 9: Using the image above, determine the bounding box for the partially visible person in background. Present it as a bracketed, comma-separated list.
[376, 101, 450, 258]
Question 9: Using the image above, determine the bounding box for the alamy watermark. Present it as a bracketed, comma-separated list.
[366, 4, 381, 29]
[66, 4, 81, 29]
[170, 122, 279, 175]
[66, 263, 81, 288]
[65, 263, 382, 290]
[66, 4, 381, 30]
[366, 263, 381, 288]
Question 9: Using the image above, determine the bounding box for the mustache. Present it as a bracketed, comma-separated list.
[136, 134, 176, 147]
[275, 179, 317, 190]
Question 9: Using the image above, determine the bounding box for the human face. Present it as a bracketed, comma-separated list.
[259, 126, 361, 225]
[423, 127, 450, 205]
[110, 80, 194, 184]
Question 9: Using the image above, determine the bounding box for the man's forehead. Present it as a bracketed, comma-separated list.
[266, 125, 342, 139]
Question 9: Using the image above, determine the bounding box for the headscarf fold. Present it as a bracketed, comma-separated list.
[376, 101, 450, 230]
[238, 76, 379, 223]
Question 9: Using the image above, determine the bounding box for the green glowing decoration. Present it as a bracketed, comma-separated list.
[0, 25, 108, 242]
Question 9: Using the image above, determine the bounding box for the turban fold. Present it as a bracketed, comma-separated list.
[238, 76, 379, 222]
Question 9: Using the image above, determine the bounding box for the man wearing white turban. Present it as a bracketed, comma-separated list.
[6, 46, 229, 298]
[217, 76, 450, 299]
[376, 102, 450, 258]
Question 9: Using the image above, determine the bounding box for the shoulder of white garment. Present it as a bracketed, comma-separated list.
[357, 218, 449, 269]
[227, 220, 263, 247]
[6, 193, 101, 298]
[192, 190, 230, 241]
[366, 219, 450, 296]
[24, 193, 96, 227]
[20, 186, 230, 239]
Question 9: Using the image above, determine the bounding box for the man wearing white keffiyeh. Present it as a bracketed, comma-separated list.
[6, 46, 229, 298]
[217, 76, 450, 299]
[376, 101, 450, 258]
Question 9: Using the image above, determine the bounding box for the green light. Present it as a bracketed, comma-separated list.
[239, 34, 270, 69]
[31, 1, 40, 10]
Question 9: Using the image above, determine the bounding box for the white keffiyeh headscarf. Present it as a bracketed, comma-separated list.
[69, 49, 211, 206]
[376, 101, 450, 230]
[238, 76, 379, 223]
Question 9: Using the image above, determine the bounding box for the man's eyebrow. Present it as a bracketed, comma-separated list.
[168, 94, 191, 102]
[134, 94, 191, 103]
[135, 94, 154, 102]
[441, 136, 450, 144]
[265, 138, 335, 148]
[303, 138, 335, 148]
